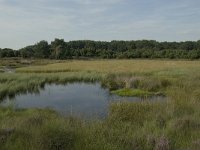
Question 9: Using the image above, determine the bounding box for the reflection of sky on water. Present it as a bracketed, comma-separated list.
[1, 83, 165, 119]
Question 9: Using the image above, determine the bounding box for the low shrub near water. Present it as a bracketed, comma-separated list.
[102, 74, 170, 97]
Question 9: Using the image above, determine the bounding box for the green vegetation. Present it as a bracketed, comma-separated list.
[0, 58, 65, 68]
[0, 59, 200, 149]
[1, 39, 200, 59]
[16, 59, 200, 74]
[0, 72, 104, 100]
[111, 89, 154, 97]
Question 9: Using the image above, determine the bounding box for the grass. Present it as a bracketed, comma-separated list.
[16, 59, 200, 74]
[0, 58, 65, 68]
[0, 59, 200, 149]
[0, 72, 104, 100]
[111, 89, 154, 97]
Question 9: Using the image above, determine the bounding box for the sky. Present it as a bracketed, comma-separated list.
[0, 0, 200, 49]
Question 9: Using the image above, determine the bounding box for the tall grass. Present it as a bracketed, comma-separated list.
[0, 59, 199, 149]
[0, 72, 104, 100]
[16, 59, 200, 74]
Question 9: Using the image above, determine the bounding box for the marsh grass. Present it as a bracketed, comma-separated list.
[0, 72, 104, 100]
[0, 58, 65, 68]
[0, 59, 199, 149]
[16, 59, 200, 74]
[102, 74, 171, 97]
[1, 85, 199, 150]
[111, 89, 154, 97]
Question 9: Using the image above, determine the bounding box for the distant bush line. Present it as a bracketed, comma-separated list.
[1, 39, 200, 59]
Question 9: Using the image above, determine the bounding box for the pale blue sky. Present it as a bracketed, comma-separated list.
[0, 0, 200, 49]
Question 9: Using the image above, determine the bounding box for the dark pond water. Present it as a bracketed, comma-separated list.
[1, 83, 164, 119]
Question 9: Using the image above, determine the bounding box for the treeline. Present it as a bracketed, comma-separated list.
[1, 39, 200, 59]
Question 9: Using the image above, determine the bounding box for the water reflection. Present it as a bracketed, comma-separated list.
[1, 83, 165, 118]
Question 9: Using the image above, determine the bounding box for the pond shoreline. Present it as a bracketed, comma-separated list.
[1, 82, 166, 119]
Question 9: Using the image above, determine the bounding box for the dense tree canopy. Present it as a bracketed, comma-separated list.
[1, 39, 200, 59]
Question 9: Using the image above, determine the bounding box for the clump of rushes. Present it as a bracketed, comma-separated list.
[102, 73, 171, 96]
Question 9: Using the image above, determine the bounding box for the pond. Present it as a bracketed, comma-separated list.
[0, 83, 164, 119]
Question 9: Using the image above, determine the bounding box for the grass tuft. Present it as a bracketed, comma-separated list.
[111, 88, 154, 97]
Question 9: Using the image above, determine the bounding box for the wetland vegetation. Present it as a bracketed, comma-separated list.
[0, 59, 200, 150]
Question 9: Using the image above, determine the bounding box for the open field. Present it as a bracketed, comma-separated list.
[16, 59, 200, 74]
[0, 59, 200, 150]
